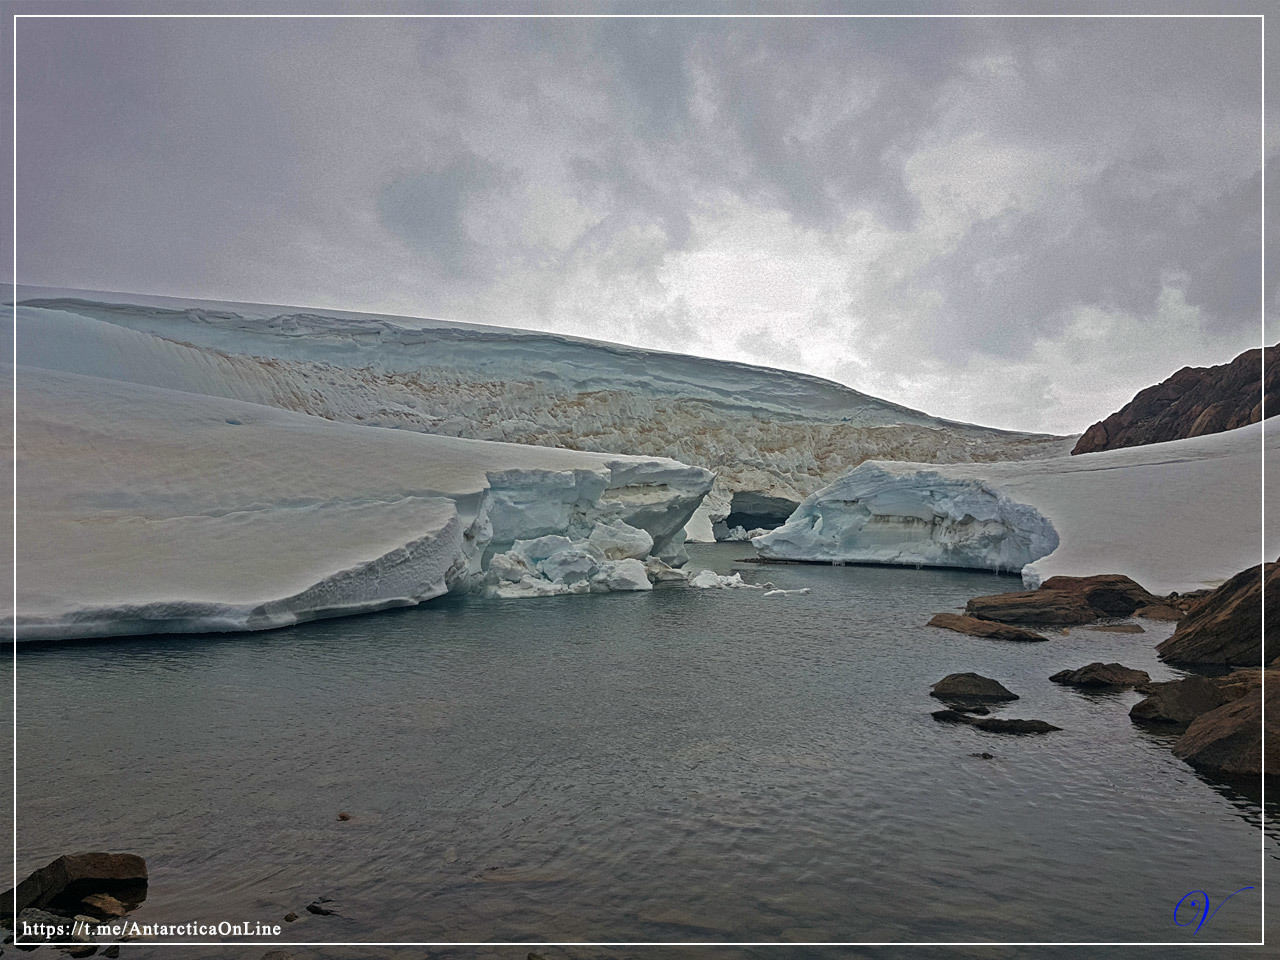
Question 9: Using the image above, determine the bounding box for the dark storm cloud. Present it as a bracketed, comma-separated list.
[9, 11, 1268, 432]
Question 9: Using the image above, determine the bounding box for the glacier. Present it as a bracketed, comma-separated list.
[9, 288, 1069, 541]
[756, 422, 1276, 596]
[8, 366, 713, 641]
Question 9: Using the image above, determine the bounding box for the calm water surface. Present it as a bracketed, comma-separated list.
[13, 545, 1278, 957]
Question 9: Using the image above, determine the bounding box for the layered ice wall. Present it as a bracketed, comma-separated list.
[756, 423, 1276, 595]
[756, 465, 1059, 572]
[10, 366, 713, 641]
[10, 291, 1069, 538]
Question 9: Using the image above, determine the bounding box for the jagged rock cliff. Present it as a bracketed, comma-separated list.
[1072, 345, 1278, 455]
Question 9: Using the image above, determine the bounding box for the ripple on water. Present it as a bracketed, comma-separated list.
[12, 545, 1274, 948]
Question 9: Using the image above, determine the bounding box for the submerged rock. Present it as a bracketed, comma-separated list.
[929, 673, 1018, 702]
[932, 711, 1060, 734]
[1157, 562, 1277, 666]
[1135, 604, 1183, 621]
[1049, 663, 1151, 688]
[1090, 623, 1145, 634]
[3, 853, 147, 918]
[927, 612, 1047, 642]
[305, 898, 338, 917]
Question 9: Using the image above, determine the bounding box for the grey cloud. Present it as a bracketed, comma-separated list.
[378, 156, 503, 276]
[10, 14, 1269, 432]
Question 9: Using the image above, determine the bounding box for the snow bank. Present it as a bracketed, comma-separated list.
[756, 422, 1275, 595]
[10, 290, 1068, 540]
[10, 367, 712, 641]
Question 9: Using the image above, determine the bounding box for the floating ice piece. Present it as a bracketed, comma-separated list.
[489, 551, 538, 583]
[761, 588, 811, 598]
[591, 558, 653, 592]
[722, 525, 772, 542]
[687, 570, 769, 590]
[587, 519, 654, 561]
[537, 544, 604, 584]
[644, 558, 690, 582]
[654, 528, 690, 568]
[489, 576, 591, 599]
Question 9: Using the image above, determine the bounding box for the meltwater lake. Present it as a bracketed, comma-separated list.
[13, 545, 1277, 955]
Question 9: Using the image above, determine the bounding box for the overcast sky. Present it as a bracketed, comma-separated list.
[9, 8, 1272, 434]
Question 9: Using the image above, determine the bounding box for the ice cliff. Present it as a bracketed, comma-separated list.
[756, 422, 1277, 595]
[9, 366, 712, 641]
[10, 289, 1069, 539]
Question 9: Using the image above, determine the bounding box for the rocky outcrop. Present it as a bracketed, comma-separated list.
[1130, 675, 1241, 727]
[1039, 574, 1164, 617]
[966, 589, 1097, 625]
[926, 613, 1047, 642]
[3, 853, 147, 917]
[930, 673, 1019, 702]
[1157, 563, 1277, 667]
[1171, 673, 1278, 779]
[1072, 344, 1278, 455]
[1050, 663, 1151, 688]
[966, 574, 1163, 626]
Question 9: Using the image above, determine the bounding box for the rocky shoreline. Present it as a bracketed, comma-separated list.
[925, 566, 1278, 782]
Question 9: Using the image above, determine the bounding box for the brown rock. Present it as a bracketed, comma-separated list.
[965, 589, 1098, 625]
[932, 711, 1060, 734]
[1071, 344, 1278, 455]
[1130, 675, 1235, 726]
[2, 853, 147, 917]
[1050, 662, 1151, 688]
[79, 893, 127, 919]
[103, 948, 120, 959]
[1039, 574, 1162, 617]
[1091, 623, 1145, 633]
[927, 612, 1047, 642]
[972, 717, 1061, 734]
[283, 911, 299, 923]
[930, 673, 1019, 702]
[336, 811, 351, 821]
[1157, 563, 1277, 666]
[965, 574, 1161, 625]
[1171, 674, 1279, 778]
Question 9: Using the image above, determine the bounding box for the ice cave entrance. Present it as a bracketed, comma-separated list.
[715, 492, 800, 539]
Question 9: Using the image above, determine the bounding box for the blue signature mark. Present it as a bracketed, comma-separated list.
[1174, 887, 1256, 934]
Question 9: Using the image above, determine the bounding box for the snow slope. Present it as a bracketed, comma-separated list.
[755, 422, 1274, 595]
[10, 366, 712, 641]
[9, 289, 1069, 536]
